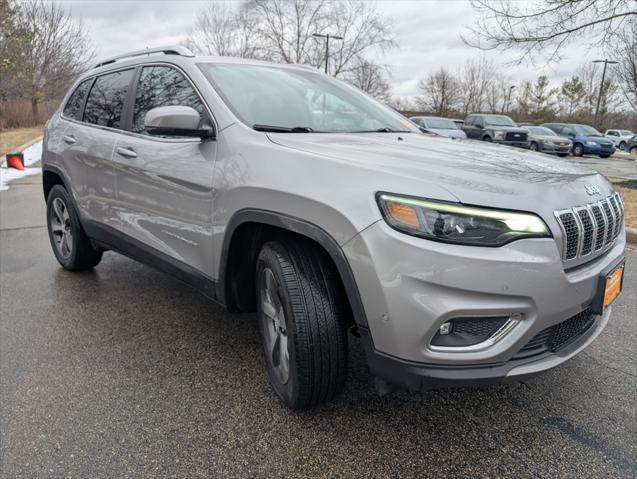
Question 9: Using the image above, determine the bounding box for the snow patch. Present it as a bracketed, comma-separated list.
[0, 141, 43, 192]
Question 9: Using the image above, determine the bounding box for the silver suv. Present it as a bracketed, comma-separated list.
[42, 47, 626, 409]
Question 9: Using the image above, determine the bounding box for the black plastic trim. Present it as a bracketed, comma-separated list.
[83, 220, 220, 303]
[590, 256, 625, 314]
[218, 209, 369, 329]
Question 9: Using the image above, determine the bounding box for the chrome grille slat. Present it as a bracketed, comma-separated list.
[554, 193, 624, 263]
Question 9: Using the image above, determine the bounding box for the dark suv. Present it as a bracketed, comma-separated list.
[463, 114, 529, 148]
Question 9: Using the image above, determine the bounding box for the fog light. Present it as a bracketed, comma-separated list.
[439, 322, 452, 335]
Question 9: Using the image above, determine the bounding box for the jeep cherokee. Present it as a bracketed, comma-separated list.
[42, 47, 626, 409]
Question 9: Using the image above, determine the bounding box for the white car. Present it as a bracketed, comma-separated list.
[605, 129, 634, 151]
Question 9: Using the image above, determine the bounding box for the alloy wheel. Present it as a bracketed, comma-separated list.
[50, 197, 73, 259]
[259, 267, 290, 384]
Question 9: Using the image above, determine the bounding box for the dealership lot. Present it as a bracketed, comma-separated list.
[1, 173, 636, 478]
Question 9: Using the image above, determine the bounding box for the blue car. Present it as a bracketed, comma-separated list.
[410, 116, 467, 139]
[542, 123, 616, 158]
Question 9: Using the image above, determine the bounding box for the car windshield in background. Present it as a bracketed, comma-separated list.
[199, 63, 415, 133]
[573, 125, 602, 136]
[621, 130, 634, 136]
[527, 126, 557, 136]
[484, 116, 516, 127]
[425, 118, 458, 129]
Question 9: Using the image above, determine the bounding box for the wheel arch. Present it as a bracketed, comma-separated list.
[218, 209, 368, 329]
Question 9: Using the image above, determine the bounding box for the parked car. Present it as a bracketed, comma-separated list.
[605, 129, 634, 151]
[409, 116, 467, 138]
[542, 123, 616, 158]
[42, 47, 626, 409]
[452, 119, 464, 128]
[462, 114, 529, 148]
[523, 125, 572, 157]
[627, 135, 637, 154]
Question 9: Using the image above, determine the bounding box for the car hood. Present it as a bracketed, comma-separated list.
[583, 135, 614, 145]
[429, 128, 466, 138]
[532, 134, 571, 142]
[267, 132, 612, 210]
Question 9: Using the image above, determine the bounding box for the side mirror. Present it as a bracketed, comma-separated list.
[144, 106, 214, 139]
[475, 122, 484, 129]
[567, 132, 575, 138]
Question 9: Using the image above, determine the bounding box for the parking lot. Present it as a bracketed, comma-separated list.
[1, 172, 636, 478]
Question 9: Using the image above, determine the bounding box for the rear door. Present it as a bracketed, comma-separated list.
[60, 69, 135, 224]
[111, 64, 216, 276]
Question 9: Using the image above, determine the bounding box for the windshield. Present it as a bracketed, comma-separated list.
[424, 118, 458, 129]
[621, 130, 634, 136]
[484, 116, 516, 127]
[199, 63, 416, 133]
[526, 126, 557, 136]
[573, 125, 602, 136]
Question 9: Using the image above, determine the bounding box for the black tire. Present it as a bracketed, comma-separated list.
[557, 153, 568, 158]
[529, 142, 538, 151]
[46, 184, 102, 271]
[482, 135, 492, 142]
[599, 154, 611, 158]
[630, 146, 637, 155]
[256, 239, 348, 410]
[618, 141, 626, 151]
[572, 143, 584, 156]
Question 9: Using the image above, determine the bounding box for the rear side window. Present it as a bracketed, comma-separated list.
[132, 66, 204, 134]
[63, 79, 92, 120]
[83, 69, 134, 128]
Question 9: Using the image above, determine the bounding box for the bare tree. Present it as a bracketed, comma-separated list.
[613, 21, 637, 111]
[344, 57, 391, 102]
[464, 0, 637, 64]
[15, 0, 94, 121]
[457, 58, 495, 116]
[184, 2, 261, 58]
[484, 74, 512, 113]
[416, 67, 458, 116]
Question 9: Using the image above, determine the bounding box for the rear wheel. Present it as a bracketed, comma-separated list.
[46, 185, 102, 271]
[572, 143, 584, 157]
[630, 146, 637, 154]
[256, 239, 348, 410]
[618, 141, 627, 151]
[482, 135, 492, 142]
[529, 141, 539, 151]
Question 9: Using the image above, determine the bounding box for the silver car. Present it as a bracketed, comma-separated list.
[42, 47, 626, 409]
[524, 125, 572, 157]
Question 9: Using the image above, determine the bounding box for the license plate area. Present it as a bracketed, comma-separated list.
[591, 261, 624, 314]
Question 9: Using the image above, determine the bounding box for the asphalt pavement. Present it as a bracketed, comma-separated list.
[569, 154, 637, 181]
[1, 172, 636, 479]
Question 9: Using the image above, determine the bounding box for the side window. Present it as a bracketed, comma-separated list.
[83, 69, 134, 129]
[608, 131, 618, 136]
[465, 116, 474, 126]
[63, 79, 92, 120]
[132, 66, 204, 134]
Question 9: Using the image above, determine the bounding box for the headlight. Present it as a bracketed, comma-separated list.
[494, 131, 504, 140]
[377, 193, 551, 246]
[586, 141, 597, 145]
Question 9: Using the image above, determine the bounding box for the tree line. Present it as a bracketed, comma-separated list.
[411, 58, 635, 130]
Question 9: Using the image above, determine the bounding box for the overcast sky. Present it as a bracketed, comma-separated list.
[64, 0, 602, 100]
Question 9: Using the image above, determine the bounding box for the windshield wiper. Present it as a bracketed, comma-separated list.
[353, 127, 411, 133]
[253, 124, 314, 133]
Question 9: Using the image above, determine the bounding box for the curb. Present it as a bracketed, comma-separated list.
[1, 135, 43, 167]
[627, 227, 637, 247]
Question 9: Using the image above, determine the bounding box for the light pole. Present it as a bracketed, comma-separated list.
[505, 85, 516, 113]
[312, 33, 343, 75]
[592, 59, 618, 126]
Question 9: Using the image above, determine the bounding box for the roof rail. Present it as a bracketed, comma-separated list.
[92, 45, 195, 69]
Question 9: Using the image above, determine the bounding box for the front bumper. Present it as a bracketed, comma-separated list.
[583, 143, 615, 155]
[495, 140, 530, 149]
[344, 220, 625, 388]
[540, 143, 571, 154]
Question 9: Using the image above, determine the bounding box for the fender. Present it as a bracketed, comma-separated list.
[217, 209, 370, 330]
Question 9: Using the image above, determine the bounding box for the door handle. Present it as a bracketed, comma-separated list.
[116, 146, 137, 158]
[62, 135, 76, 144]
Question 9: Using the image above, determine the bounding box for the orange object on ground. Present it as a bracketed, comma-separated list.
[7, 153, 24, 170]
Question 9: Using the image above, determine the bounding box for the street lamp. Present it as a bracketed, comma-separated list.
[592, 59, 618, 126]
[312, 33, 343, 75]
[505, 85, 516, 113]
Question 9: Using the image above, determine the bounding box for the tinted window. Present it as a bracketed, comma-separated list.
[63, 79, 92, 120]
[83, 69, 134, 128]
[132, 66, 204, 134]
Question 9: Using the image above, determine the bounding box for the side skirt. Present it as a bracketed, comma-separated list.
[83, 220, 222, 305]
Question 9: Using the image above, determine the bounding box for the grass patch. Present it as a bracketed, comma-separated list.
[0, 126, 43, 156]
[615, 182, 636, 230]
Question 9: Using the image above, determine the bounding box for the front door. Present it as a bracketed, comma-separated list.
[110, 65, 216, 277]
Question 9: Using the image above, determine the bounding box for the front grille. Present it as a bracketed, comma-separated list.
[513, 309, 595, 360]
[554, 193, 624, 263]
[505, 131, 527, 142]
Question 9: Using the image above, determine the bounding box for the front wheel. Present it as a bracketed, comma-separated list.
[46, 185, 102, 271]
[482, 136, 492, 142]
[572, 143, 584, 156]
[529, 142, 539, 151]
[630, 146, 637, 154]
[557, 153, 568, 158]
[256, 239, 348, 410]
[618, 141, 626, 151]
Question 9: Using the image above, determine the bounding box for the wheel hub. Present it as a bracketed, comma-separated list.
[260, 267, 290, 384]
[50, 197, 73, 259]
